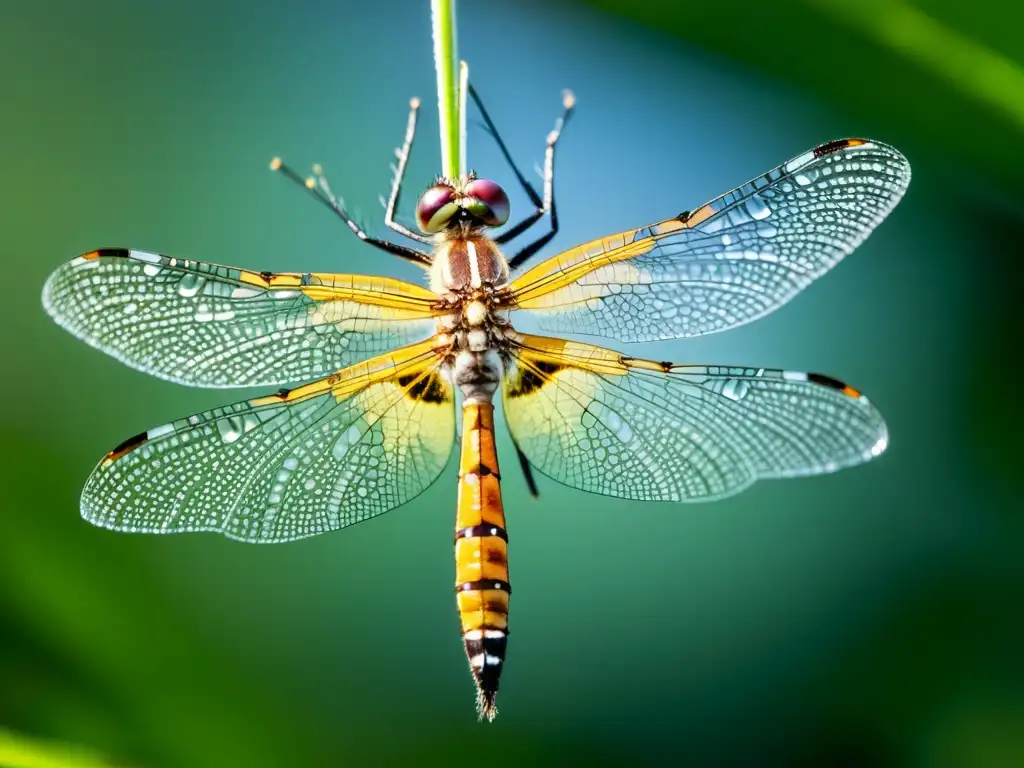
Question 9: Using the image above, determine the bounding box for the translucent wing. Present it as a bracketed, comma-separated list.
[502, 333, 887, 501]
[43, 248, 440, 388]
[81, 337, 455, 542]
[500, 139, 909, 343]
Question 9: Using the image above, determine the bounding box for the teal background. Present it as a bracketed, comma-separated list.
[1, 0, 1022, 765]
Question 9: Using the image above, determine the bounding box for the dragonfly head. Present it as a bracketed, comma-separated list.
[415, 175, 510, 234]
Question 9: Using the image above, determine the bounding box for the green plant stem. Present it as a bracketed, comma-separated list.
[431, 0, 461, 179]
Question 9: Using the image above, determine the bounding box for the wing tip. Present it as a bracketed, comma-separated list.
[812, 137, 912, 187]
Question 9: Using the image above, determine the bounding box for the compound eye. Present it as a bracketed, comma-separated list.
[462, 178, 510, 227]
[416, 184, 458, 233]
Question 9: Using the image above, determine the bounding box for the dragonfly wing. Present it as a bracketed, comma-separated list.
[43, 248, 440, 388]
[502, 333, 887, 501]
[501, 139, 909, 342]
[81, 337, 455, 542]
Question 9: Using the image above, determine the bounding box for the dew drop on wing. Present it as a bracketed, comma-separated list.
[795, 168, 820, 186]
[721, 379, 751, 402]
[216, 414, 256, 444]
[178, 272, 205, 297]
[217, 418, 241, 444]
[744, 194, 772, 221]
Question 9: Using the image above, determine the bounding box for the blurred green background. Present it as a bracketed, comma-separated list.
[1, 0, 1022, 765]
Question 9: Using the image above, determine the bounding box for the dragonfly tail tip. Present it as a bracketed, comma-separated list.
[476, 690, 499, 722]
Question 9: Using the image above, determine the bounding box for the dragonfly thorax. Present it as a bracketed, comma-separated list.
[429, 235, 510, 295]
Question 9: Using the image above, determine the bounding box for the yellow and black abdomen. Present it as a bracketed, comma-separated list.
[454, 400, 509, 721]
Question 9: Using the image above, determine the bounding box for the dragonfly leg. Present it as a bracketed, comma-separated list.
[469, 83, 544, 242]
[383, 98, 433, 245]
[270, 157, 433, 267]
[511, 436, 540, 498]
[496, 91, 574, 269]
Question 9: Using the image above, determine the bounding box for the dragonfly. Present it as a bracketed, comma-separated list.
[42, 86, 909, 721]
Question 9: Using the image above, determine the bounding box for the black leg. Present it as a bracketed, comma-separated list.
[468, 84, 544, 218]
[383, 98, 433, 245]
[271, 157, 432, 268]
[512, 438, 540, 498]
[466, 87, 572, 269]
[505, 92, 573, 269]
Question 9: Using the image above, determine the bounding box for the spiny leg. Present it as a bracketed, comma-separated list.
[468, 88, 573, 262]
[468, 83, 544, 226]
[471, 86, 574, 249]
[504, 90, 574, 269]
[383, 97, 433, 245]
[270, 157, 432, 267]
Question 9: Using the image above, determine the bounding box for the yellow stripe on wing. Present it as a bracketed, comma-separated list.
[236, 269, 440, 312]
[251, 335, 449, 405]
[501, 230, 657, 306]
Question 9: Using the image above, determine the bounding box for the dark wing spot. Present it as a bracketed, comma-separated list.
[506, 360, 563, 399]
[82, 248, 130, 260]
[398, 371, 449, 404]
[676, 210, 692, 223]
[105, 431, 149, 462]
[808, 372, 850, 391]
[813, 138, 866, 157]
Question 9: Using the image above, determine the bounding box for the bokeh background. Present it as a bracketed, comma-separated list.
[1, 0, 1022, 765]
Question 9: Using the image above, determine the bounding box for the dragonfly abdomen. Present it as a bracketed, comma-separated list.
[454, 400, 509, 722]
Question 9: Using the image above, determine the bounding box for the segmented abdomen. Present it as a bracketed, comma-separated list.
[454, 400, 509, 722]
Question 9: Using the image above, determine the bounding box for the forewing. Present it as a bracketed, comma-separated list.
[81, 338, 455, 542]
[502, 139, 909, 342]
[502, 334, 887, 501]
[43, 248, 440, 387]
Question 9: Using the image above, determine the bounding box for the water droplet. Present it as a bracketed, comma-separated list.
[756, 222, 778, 238]
[744, 194, 771, 220]
[143, 264, 161, 277]
[217, 417, 243, 443]
[721, 234, 733, 246]
[178, 273, 205, 297]
[123, 302, 137, 314]
[722, 379, 751, 401]
[216, 413, 259, 443]
[795, 168, 820, 186]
